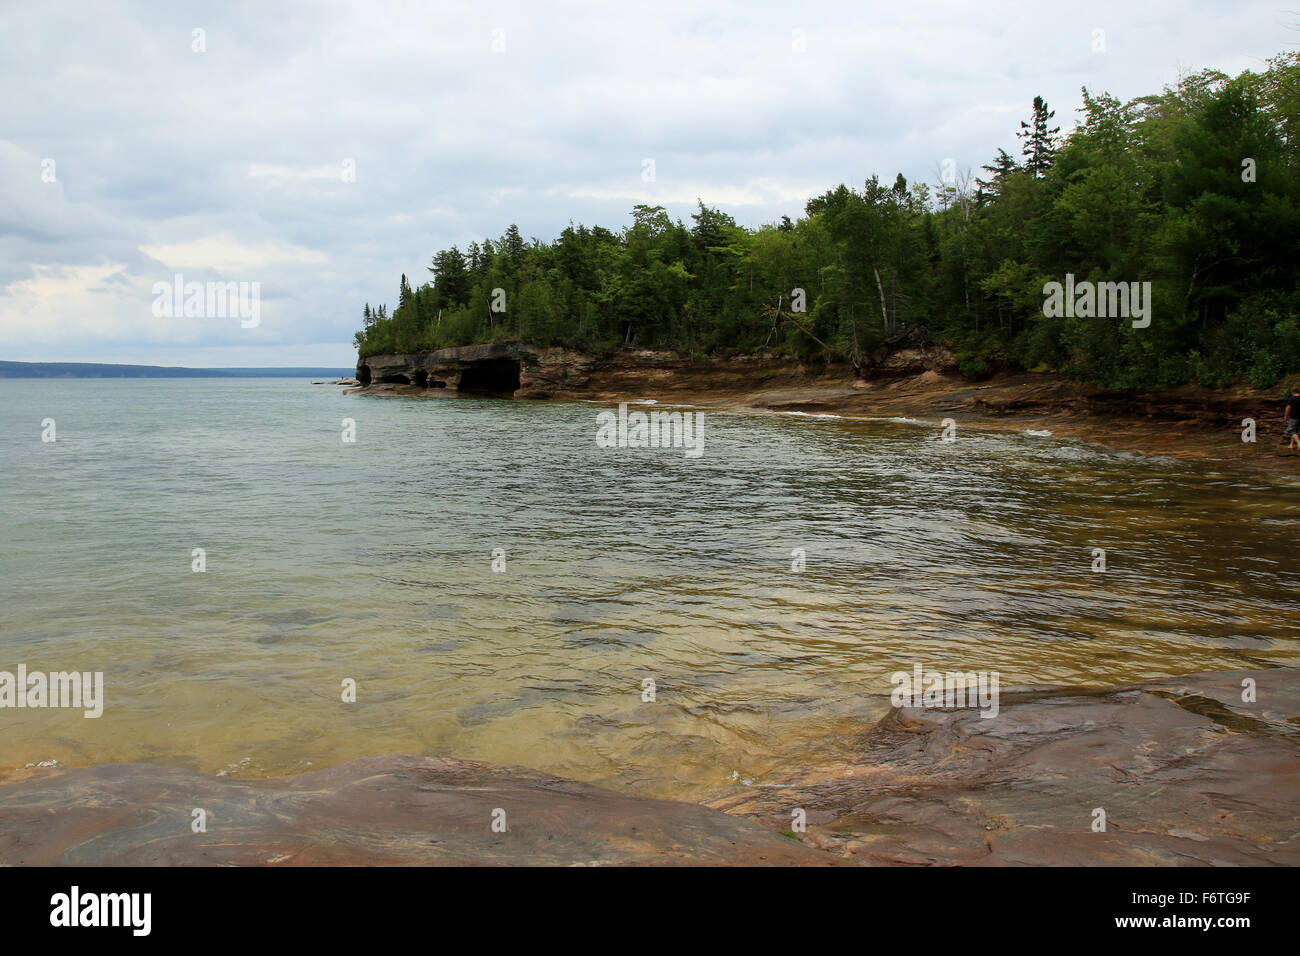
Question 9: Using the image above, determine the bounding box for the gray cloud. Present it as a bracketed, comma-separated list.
[0, 0, 1289, 364]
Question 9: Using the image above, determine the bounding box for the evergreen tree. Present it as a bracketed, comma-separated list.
[355, 54, 1300, 390]
[1019, 96, 1061, 177]
[976, 148, 1018, 203]
[428, 247, 470, 309]
[501, 225, 525, 270]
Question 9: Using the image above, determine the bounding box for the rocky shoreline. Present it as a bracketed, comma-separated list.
[714, 667, 1300, 866]
[3, 667, 1295, 866]
[351, 342, 1299, 471]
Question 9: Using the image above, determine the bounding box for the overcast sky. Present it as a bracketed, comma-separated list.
[0, 0, 1292, 367]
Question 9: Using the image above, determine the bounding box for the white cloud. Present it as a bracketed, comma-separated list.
[141, 236, 330, 272]
[0, 0, 1289, 365]
[561, 180, 823, 208]
[246, 162, 353, 184]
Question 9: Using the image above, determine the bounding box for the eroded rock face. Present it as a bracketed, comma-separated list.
[0, 755, 836, 866]
[876, 346, 957, 375]
[868, 326, 957, 376]
[712, 669, 1300, 866]
[352, 332, 967, 403]
[355, 344, 598, 398]
[357, 351, 429, 386]
[354, 345, 850, 401]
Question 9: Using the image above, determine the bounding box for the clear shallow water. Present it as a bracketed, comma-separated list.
[1, 378, 1297, 800]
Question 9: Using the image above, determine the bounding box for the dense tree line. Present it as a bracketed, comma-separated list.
[357, 53, 1300, 389]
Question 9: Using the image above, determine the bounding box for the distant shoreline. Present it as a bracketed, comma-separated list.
[351, 345, 1299, 473]
[0, 361, 354, 379]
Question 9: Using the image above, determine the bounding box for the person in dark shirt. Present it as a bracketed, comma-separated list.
[1286, 385, 1300, 451]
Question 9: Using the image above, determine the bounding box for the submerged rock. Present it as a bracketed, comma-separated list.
[713, 668, 1300, 866]
[0, 754, 836, 866]
[2, 669, 1294, 866]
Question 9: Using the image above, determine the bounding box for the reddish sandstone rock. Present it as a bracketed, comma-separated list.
[713, 669, 1300, 866]
[0, 754, 837, 866]
[12, 669, 1291, 866]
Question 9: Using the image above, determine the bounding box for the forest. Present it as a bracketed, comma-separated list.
[355, 52, 1300, 390]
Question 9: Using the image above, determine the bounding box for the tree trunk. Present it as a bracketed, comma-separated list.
[851, 304, 862, 375]
[873, 266, 889, 334]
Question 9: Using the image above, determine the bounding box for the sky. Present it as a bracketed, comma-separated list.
[0, 0, 1292, 367]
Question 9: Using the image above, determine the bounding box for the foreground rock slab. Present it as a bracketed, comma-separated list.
[4, 671, 1295, 866]
[714, 669, 1300, 866]
[0, 755, 835, 866]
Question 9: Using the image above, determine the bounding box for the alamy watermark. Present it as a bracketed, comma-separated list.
[1042, 273, 1151, 328]
[0, 665, 103, 717]
[50, 886, 150, 936]
[595, 403, 705, 458]
[152, 273, 260, 328]
[889, 663, 999, 718]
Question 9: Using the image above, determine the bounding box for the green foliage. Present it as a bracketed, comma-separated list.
[956, 352, 993, 379]
[356, 54, 1300, 390]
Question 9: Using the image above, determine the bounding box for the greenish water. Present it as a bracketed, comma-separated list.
[1, 378, 1297, 800]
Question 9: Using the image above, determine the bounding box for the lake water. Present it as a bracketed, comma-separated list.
[2, 378, 1297, 800]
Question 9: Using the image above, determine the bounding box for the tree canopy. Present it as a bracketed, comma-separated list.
[357, 53, 1300, 390]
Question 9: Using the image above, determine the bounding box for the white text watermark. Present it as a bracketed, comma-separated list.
[0, 665, 103, 718]
[889, 663, 999, 718]
[596, 403, 705, 458]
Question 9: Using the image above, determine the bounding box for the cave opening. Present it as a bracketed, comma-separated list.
[457, 358, 521, 396]
[377, 372, 411, 384]
[357, 364, 372, 385]
[412, 369, 428, 388]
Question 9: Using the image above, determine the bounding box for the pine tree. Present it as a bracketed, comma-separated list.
[502, 225, 525, 269]
[976, 148, 1018, 203]
[1019, 96, 1060, 177]
[891, 173, 909, 202]
[428, 248, 470, 309]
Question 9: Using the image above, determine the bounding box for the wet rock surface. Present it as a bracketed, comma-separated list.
[1, 670, 1295, 866]
[0, 755, 835, 866]
[2, 670, 1294, 866]
[712, 669, 1300, 866]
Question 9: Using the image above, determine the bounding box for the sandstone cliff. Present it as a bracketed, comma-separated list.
[354, 340, 957, 400]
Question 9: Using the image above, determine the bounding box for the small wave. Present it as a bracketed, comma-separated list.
[778, 410, 842, 419]
[1024, 429, 1053, 437]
